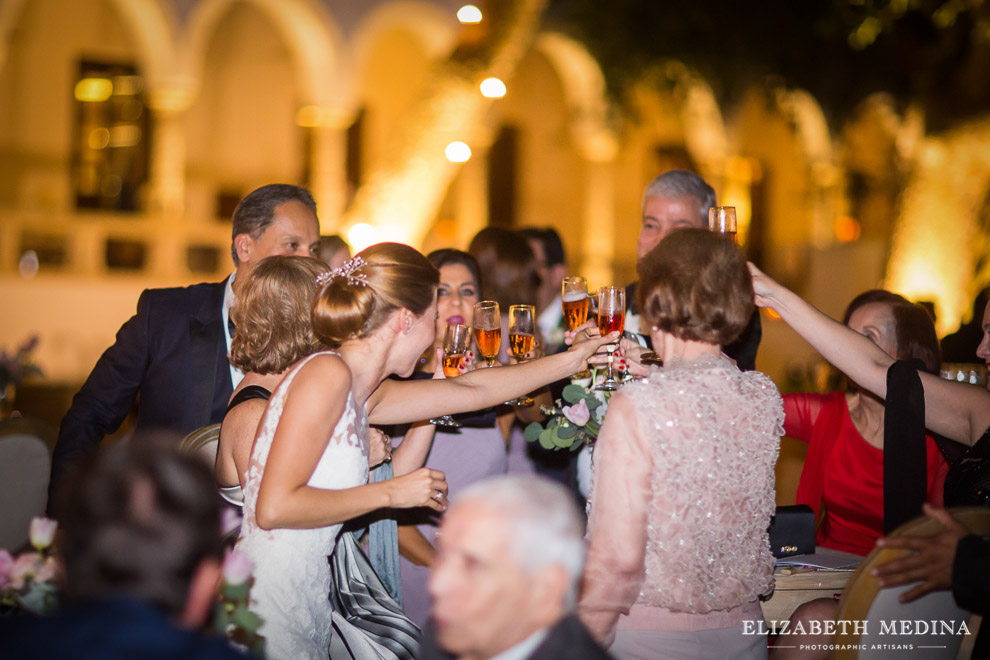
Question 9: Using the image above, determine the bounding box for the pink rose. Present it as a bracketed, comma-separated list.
[8, 553, 41, 590]
[222, 549, 254, 586]
[0, 548, 14, 588]
[29, 517, 57, 551]
[562, 399, 591, 426]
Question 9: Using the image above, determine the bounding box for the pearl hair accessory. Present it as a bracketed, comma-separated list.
[316, 256, 368, 288]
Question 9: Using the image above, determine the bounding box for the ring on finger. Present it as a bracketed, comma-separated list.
[431, 490, 444, 502]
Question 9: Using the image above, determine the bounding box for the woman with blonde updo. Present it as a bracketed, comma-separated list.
[235, 243, 614, 659]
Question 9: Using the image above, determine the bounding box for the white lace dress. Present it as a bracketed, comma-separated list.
[236, 352, 370, 660]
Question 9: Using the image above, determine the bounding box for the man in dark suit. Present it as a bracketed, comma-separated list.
[422, 475, 610, 660]
[50, 184, 321, 499]
[1, 439, 245, 659]
[626, 169, 761, 370]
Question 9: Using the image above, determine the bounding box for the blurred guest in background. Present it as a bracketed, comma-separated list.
[580, 229, 780, 659]
[941, 287, 990, 364]
[422, 475, 610, 660]
[318, 234, 351, 271]
[626, 169, 761, 370]
[2, 439, 244, 659]
[52, 184, 321, 504]
[520, 227, 568, 354]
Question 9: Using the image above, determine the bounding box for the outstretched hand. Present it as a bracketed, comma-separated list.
[747, 262, 779, 309]
[871, 504, 969, 602]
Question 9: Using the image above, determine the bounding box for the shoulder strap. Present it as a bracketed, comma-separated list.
[883, 360, 928, 533]
[225, 385, 271, 414]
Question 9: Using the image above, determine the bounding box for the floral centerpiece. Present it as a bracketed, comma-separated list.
[214, 514, 265, 655]
[0, 517, 60, 616]
[0, 335, 43, 391]
[523, 373, 614, 451]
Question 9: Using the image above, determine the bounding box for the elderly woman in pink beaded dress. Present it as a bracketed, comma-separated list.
[578, 228, 784, 660]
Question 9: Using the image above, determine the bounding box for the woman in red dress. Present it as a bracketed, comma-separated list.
[784, 289, 949, 556]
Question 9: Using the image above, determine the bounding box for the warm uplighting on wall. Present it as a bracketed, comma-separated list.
[296, 105, 326, 128]
[457, 5, 483, 24]
[833, 216, 861, 242]
[347, 223, 378, 252]
[74, 78, 113, 102]
[479, 77, 506, 98]
[445, 141, 472, 162]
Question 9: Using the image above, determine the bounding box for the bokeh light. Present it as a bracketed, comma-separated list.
[347, 223, 377, 252]
[479, 77, 507, 98]
[457, 5, 482, 24]
[445, 141, 472, 163]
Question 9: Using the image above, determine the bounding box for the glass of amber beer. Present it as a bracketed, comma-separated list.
[562, 277, 591, 379]
[596, 286, 625, 391]
[472, 301, 501, 368]
[507, 305, 536, 406]
[429, 323, 471, 427]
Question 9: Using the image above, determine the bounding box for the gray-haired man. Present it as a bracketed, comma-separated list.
[422, 475, 610, 660]
[626, 169, 761, 370]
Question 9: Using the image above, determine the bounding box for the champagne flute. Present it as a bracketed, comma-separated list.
[596, 286, 625, 391]
[507, 305, 536, 406]
[709, 206, 737, 240]
[429, 323, 471, 427]
[562, 277, 591, 378]
[473, 301, 501, 368]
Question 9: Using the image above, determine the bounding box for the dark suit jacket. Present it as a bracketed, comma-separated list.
[0, 597, 245, 659]
[420, 614, 611, 660]
[52, 280, 234, 494]
[625, 280, 762, 371]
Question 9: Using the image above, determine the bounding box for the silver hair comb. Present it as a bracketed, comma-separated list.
[316, 256, 369, 288]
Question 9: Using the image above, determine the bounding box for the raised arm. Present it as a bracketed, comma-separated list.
[255, 355, 448, 530]
[750, 263, 990, 446]
[366, 331, 618, 425]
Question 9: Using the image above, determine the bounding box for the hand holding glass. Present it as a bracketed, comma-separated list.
[430, 323, 471, 427]
[507, 305, 536, 406]
[473, 301, 501, 368]
[596, 287, 625, 391]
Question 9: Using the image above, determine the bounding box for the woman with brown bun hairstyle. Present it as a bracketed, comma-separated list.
[235, 243, 614, 659]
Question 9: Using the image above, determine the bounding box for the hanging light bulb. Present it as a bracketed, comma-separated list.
[479, 77, 507, 98]
[445, 141, 472, 163]
[457, 5, 483, 24]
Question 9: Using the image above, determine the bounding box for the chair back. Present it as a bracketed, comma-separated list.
[179, 423, 221, 470]
[0, 433, 50, 550]
[833, 507, 990, 659]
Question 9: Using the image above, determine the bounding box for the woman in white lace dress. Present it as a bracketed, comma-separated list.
[577, 229, 784, 660]
[236, 243, 614, 660]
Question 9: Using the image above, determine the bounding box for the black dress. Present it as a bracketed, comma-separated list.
[943, 425, 990, 507]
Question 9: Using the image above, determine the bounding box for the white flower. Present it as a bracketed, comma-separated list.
[29, 517, 57, 551]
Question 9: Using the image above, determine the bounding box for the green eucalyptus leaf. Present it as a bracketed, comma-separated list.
[538, 429, 555, 450]
[562, 384, 587, 403]
[557, 423, 577, 439]
[523, 422, 544, 443]
[557, 433, 575, 448]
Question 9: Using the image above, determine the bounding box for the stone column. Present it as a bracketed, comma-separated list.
[146, 88, 192, 217]
[304, 105, 356, 235]
[577, 132, 618, 287]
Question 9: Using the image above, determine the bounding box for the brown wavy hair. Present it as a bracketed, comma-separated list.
[229, 256, 327, 374]
[638, 228, 754, 346]
[841, 289, 940, 374]
[468, 227, 541, 309]
[312, 243, 440, 347]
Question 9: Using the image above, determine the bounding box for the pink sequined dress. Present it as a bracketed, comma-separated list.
[578, 354, 783, 659]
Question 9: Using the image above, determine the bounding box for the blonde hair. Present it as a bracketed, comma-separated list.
[229, 256, 327, 374]
[312, 243, 440, 347]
